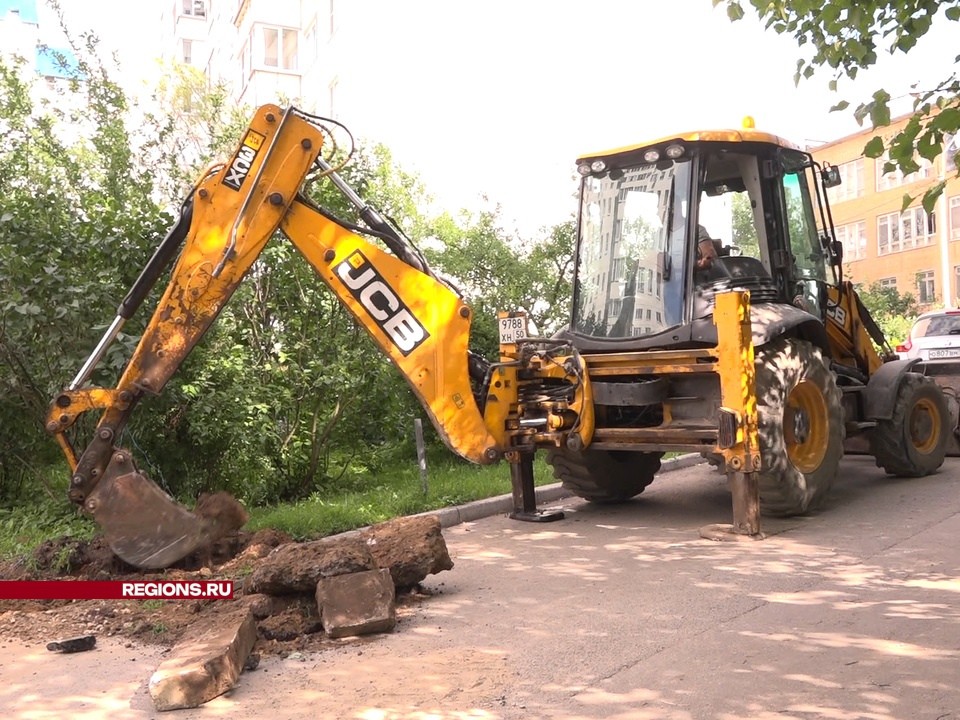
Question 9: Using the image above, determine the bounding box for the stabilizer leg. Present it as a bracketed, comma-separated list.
[699, 470, 764, 541]
[508, 451, 564, 523]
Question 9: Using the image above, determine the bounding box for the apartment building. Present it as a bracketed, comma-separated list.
[811, 114, 960, 308]
[0, 0, 78, 84]
[158, 0, 348, 116]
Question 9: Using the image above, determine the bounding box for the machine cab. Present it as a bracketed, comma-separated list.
[569, 126, 836, 347]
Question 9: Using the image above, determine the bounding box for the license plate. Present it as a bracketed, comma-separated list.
[498, 315, 528, 344]
[928, 348, 960, 359]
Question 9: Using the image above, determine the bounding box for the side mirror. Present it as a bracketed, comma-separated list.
[822, 164, 842, 188]
[831, 239, 844, 264]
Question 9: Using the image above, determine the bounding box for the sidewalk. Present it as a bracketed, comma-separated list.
[7, 454, 958, 719]
[428, 452, 707, 527]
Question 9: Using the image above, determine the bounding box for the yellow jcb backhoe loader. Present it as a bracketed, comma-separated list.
[46, 107, 955, 568]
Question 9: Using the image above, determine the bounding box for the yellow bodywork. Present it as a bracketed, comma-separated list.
[713, 292, 761, 473]
[578, 127, 801, 164]
[824, 281, 887, 376]
[282, 201, 501, 463]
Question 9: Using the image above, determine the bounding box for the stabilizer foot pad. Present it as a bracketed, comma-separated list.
[699, 523, 765, 542]
[509, 509, 565, 523]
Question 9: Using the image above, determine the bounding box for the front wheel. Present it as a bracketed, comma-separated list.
[754, 338, 845, 516]
[871, 374, 949, 477]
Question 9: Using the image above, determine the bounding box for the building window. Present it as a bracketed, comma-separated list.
[877, 209, 935, 255]
[900, 207, 937, 247]
[611, 257, 625, 281]
[917, 270, 936, 304]
[878, 277, 897, 290]
[834, 220, 866, 260]
[901, 206, 936, 247]
[877, 212, 899, 256]
[181, 39, 192, 64]
[262, 26, 298, 70]
[954, 266, 960, 303]
[182, 0, 206, 17]
[826, 159, 864, 204]
[875, 152, 934, 192]
[950, 196, 960, 241]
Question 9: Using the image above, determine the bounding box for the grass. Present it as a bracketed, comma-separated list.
[0, 455, 555, 558]
[247, 455, 556, 539]
[0, 499, 94, 561]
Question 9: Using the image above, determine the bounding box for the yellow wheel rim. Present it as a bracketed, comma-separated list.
[909, 397, 941, 454]
[784, 380, 828, 473]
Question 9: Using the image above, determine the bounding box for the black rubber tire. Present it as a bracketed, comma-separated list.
[754, 338, 845, 516]
[870, 373, 949, 477]
[545, 448, 663, 503]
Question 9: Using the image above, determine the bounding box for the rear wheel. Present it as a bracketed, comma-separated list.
[871, 374, 948, 476]
[546, 448, 663, 503]
[754, 338, 844, 516]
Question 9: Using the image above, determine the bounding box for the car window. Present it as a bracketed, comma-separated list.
[913, 314, 960, 338]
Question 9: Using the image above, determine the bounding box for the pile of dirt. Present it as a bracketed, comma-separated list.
[0, 526, 437, 657]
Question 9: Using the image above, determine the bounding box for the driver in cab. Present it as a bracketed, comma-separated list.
[696, 224, 721, 271]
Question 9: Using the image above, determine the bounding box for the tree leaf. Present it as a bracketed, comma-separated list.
[869, 89, 892, 127]
[932, 107, 960, 133]
[922, 181, 947, 214]
[726, 2, 745, 21]
[863, 135, 885, 158]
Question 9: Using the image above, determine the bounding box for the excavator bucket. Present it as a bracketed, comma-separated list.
[84, 450, 214, 569]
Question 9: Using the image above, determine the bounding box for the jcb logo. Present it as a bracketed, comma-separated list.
[827, 304, 847, 326]
[336, 251, 429, 355]
[223, 130, 265, 191]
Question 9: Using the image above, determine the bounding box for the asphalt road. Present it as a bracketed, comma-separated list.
[3, 455, 960, 719]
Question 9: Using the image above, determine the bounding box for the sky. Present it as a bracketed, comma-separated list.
[49, 0, 960, 236]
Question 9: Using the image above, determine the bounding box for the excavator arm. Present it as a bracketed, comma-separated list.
[46, 105, 507, 567]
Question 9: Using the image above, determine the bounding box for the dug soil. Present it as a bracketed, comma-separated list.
[0, 528, 434, 657]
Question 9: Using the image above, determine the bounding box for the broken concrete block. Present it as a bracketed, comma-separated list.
[148, 603, 256, 711]
[46, 635, 96, 653]
[360, 515, 454, 588]
[315, 568, 396, 638]
[245, 535, 375, 595]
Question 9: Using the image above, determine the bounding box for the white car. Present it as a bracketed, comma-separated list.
[896, 310, 960, 361]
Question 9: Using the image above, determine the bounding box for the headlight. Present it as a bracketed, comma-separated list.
[665, 144, 685, 159]
[577, 163, 592, 176]
[643, 149, 660, 163]
[590, 159, 606, 173]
